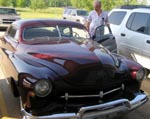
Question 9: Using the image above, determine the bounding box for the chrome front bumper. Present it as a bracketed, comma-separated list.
[21, 93, 148, 119]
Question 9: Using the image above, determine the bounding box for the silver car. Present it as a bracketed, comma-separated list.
[63, 8, 88, 25]
[0, 7, 21, 29]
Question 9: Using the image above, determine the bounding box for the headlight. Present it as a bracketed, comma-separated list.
[0, 19, 2, 24]
[131, 69, 146, 81]
[34, 80, 52, 97]
[136, 69, 146, 80]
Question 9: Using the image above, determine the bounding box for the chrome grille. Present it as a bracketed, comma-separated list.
[2, 19, 16, 24]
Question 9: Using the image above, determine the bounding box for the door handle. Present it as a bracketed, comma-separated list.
[121, 33, 126, 36]
[146, 40, 150, 44]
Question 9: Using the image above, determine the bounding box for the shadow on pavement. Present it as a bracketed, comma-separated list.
[0, 79, 20, 119]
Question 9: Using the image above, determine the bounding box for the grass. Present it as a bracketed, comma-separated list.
[16, 7, 64, 19]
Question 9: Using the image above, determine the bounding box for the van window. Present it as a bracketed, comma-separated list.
[126, 13, 135, 29]
[147, 18, 150, 35]
[109, 11, 127, 25]
[127, 12, 150, 34]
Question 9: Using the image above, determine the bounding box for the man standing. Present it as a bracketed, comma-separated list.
[86, 0, 109, 39]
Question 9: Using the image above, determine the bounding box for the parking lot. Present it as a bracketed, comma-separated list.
[0, 30, 150, 119]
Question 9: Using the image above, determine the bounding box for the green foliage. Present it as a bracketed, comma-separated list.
[0, 0, 147, 11]
[80, 0, 93, 10]
[11, 0, 17, 7]
[17, 0, 26, 7]
[16, 7, 63, 19]
[0, 0, 11, 6]
[30, 0, 48, 11]
[49, 0, 71, 7]
[101, 0, 116, 10]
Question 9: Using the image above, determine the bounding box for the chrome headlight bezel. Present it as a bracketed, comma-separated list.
[34, 80, 52, 97]
[131, 68, 146, 81]
[136, 68, 146, 80]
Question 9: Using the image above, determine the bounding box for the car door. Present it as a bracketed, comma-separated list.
[94, 25, 117, 53]
[117, 12, 149, 64]
[141, 16, 150, 69]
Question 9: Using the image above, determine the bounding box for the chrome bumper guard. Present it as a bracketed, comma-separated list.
[21, 93, 148, 119]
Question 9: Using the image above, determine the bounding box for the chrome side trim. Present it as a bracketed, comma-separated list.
[21, 93, 148, 119]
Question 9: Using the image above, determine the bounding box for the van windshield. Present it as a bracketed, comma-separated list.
[77, 10, 88, 16]
[0, 8, 17, 14]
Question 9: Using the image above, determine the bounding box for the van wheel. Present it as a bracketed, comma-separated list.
[10, 79, 20, 97]
[146, 69, 150, 78]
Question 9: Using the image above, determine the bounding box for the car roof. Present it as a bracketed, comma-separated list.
[118, 5, 150, 9]
[0, 6, 15, 9]
[110, 7, 150, 14]
[131, 8, 150, 13]
[64, 7, 87, 11]
[12, 18, 86, 28]
[109, 6, 150, 15]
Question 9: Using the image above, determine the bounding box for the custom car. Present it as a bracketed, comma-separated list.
[0, 19, 148, 119]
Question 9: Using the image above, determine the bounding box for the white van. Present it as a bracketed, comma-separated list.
[108, 6, 150, 76]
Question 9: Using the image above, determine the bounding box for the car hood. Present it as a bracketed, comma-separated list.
[16, 38, 116, 77]
[0, 14, 20, 19]
[24, 39, 115, 64]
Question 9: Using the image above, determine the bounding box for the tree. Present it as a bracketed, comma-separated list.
[83, 0, 93, 10]
[0, 0, 11, 6]
[11, 0, 17, 7]
[30, 0, 49, 11]
[17, 0, 26, 7]
[101, 0, 117, 10]
[70, 0, 81, 8]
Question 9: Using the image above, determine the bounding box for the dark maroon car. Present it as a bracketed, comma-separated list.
[0, 19, 148, 119]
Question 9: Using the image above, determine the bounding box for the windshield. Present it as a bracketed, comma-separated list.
[0, 8, 17, 14]
[58, 26, 90, 39]
[23, 25, 90, 41]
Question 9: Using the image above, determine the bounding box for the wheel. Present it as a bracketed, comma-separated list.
[10, 78, 20, 97]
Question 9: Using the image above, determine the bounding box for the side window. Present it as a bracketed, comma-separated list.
[147, 17, 150, 35]
[67, 9, 72, 15]
[7, 26, 18, 41]
[126, 13, 135, 29]
[109, 11, 127, 25]
[71, 10, 76, 16]
[60, 27, 72, 37]
[127, 12, 150, 34]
